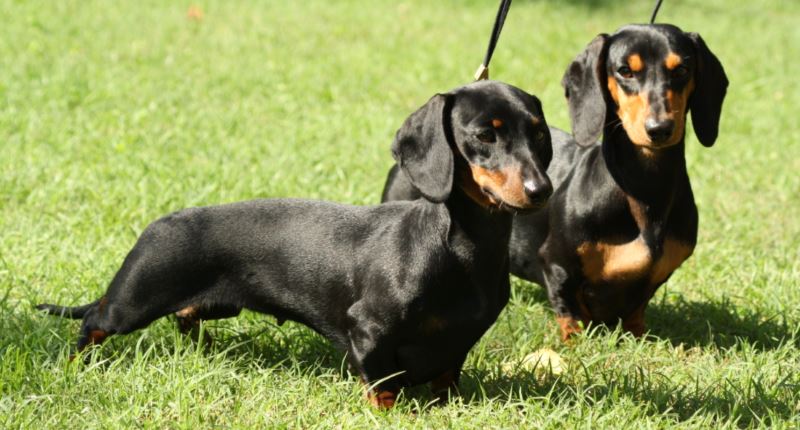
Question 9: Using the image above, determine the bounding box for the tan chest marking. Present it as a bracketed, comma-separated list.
[578, 237, 693, 285]
[578, 238, 652, 283]
[579, 193, 695, 284]
[579, 196, 693, 284]
[650, 239, 694, 284]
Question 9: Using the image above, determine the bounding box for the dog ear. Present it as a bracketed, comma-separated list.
[687, 33, 728, 147]
[562, 34, 609, 146]
[391, 93, 454, 203]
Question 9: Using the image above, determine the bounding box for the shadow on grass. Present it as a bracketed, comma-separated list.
[457, 367, 796, 427]
[554, 295, 798, 351]
[205, 308, 797, 426]
[512, 280, 798, 351]
[209, 318, 347, 375]
[24, 307, 796, 425]
[646, 295, 798, 350]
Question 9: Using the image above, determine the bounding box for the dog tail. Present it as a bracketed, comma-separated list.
[35, 299, 100, 319]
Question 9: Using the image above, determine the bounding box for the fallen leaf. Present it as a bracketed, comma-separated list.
[502, 348, 567, 378]
[187, 6, 204, 21]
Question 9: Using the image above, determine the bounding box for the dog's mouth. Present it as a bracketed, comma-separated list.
[480, 187, 545, 214]
[457, 167, 548, 213]
[634, 138, 683, 150]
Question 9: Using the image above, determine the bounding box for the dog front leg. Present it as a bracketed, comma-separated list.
[346, 304, 403, 409]
[350, 342, 402, 409]
[430, 355, 466, 404]
[543, 263, 589, 341]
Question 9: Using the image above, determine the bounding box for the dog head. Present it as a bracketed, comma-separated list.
[391, 80, 553, 212]
[562, 24, 728, 150]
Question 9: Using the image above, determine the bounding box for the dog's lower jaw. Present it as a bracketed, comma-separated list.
[458, 182, 539, 215]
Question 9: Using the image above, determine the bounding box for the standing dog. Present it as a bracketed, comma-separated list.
[38, 80, 553, 408]
[383, 25, 727, 341]
[508, 24, 728, 340]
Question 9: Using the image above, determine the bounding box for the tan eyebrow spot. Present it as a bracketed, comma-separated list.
[665, 52, 682, 70]
[492, 118, 503, 128]
[627, 54, 644, 72]
[531, 116, 541, 125]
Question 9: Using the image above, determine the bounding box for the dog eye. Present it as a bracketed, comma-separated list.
[535, 130, 547, 142]
[672, 65, 689, 78]
[617, 66, 634, 78]
[476, 130, 496, 143]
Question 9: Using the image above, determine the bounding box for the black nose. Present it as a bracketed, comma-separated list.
[645, 118, 675, 142]
[523, 178, 553, 207]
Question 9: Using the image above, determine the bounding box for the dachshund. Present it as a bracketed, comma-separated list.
[38, 80, 553, 407]
[508, 24, 728, 340]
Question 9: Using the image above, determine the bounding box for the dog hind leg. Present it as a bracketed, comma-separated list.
[174, 304, 242, 346]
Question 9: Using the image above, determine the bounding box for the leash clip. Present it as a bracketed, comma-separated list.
[473, 0, 511, 82]
[474, 64, 489, 81]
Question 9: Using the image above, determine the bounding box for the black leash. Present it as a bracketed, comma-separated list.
[472, 0, 659, 81]
[649, 0, 664, 24]
[474, 0, 513, 81]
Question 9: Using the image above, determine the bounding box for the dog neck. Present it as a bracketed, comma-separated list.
[599, 119, 694, 250]
[444, 180, 513, 259]
[601, 121, 689, 210]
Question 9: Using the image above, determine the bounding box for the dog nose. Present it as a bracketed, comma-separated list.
[523, 179, 553, 207]
[645, 118, 675, 142]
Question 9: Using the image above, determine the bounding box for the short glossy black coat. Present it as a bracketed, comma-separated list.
[509, 24, 728, 335]
[40, 80, 552, 403]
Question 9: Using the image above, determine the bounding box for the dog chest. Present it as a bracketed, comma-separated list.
[577, 236, 693, 285]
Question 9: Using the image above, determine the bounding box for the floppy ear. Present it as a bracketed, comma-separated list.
[687, 33, 729, 147]
[391, 93, 454, 203]
[561, 34, 609, 146]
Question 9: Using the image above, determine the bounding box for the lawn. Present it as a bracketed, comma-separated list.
[1, 0, 799, 428]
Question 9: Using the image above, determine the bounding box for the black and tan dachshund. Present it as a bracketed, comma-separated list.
[382, 25, 727, 341]
[38, 80, 553, 408]
[508, 24, 728, 340]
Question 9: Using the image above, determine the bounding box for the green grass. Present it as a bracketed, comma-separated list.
[2, 0, 799, 428]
